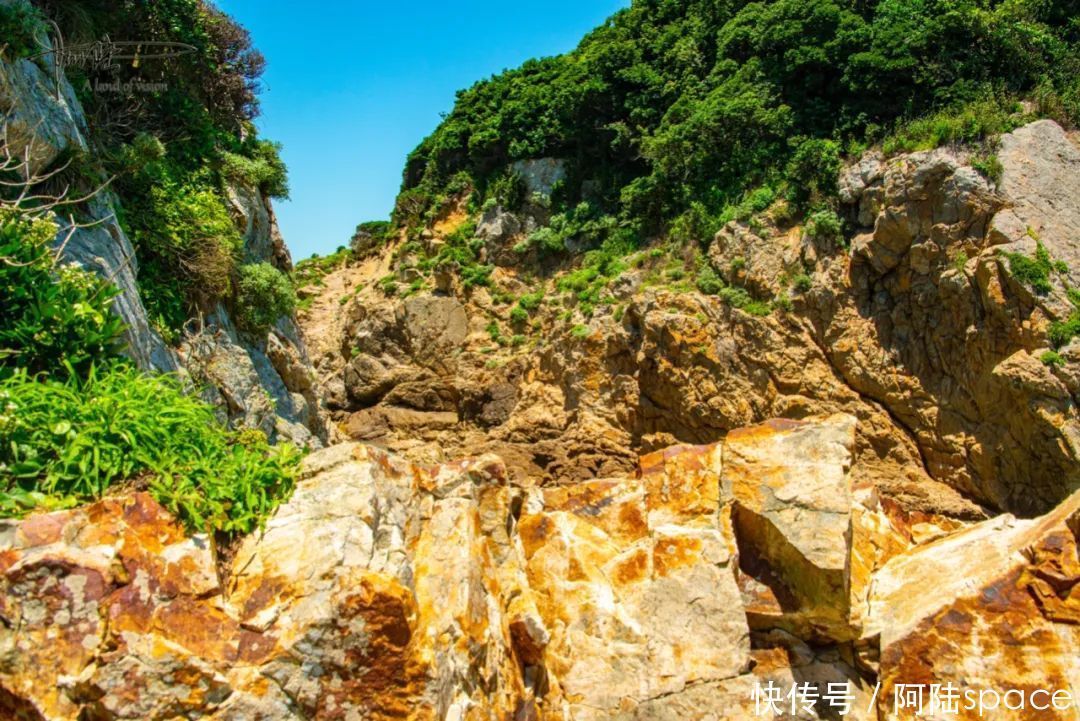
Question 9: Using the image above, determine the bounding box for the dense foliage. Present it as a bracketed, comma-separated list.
[25, 0, 291, 341]
[400, 0, 1080, 247]
[0, 0, 45, 59]
[234, 262, 297, 333]
[0, 213, 124, 380]
[0, 211, 300, 531]
[0, 364, 299, 532]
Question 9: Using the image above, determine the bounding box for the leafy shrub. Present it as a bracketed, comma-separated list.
[127, 175, 243, 305]
[0, 1, 45, 59]
[293, 247, 352, 288]
[398, 0, 1080, 254]
[461, 263, 494, 289]
[0, 213, 124, 380]
[1049, 313, 1080, 349]
[1004, 242, 1057, 295]
[221, 139, 289, 199]
[806, 209, 843, 245]
[792, 273, 813, 293]
[695, 264, 725, 295]
[235, 262, 297, 333]
[518, 290, 544, 311]
[670, 201, 723, 247]
[1041, 350, 1066, 368]
[509, 305, 529, 325]
[486, 170, 527, 211]
[350, 220, 394, 256]
[718, 286, 771, 316]
[377, 274, 399, 295]
[786, 138, 840, 208]
[881, 96, 1023, 156]
[570, 324, 590, 338]
[0, 364, 299, 533]
[971, 153, 1004, 186]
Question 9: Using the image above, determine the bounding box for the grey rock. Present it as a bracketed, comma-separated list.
[511, 157, 566, 197]
[998, 119, 1080, 286]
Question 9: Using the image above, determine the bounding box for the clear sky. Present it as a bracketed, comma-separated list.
[214, 1, 628, 260]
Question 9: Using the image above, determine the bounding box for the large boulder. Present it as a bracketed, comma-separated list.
[867, 490, 1080, 720]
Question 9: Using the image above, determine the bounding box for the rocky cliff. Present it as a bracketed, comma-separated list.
[311, 120, 1080, 520]
[0, 41, 327, 448]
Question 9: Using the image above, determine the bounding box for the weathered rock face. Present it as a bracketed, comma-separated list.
[0, 51, 328, 448]
[321, 120, 1080, 519]
[818, 121, 1080, 514]
[4, 416, 1076, 720]
[867, 491, 1080, 721]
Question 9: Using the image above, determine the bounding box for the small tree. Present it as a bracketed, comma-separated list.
[234, 262, 297, 334]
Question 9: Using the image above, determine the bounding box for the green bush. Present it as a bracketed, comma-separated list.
[695, 264, 725, 295]
[0, 364, 299, 533]
[293, 246, 352, 288]
[509, 305, 529, 325]
[128, 175, 243, 303]
[518, 290, 545, 311]
[1049, 313, 1080, 349]
[792, 273, 813, 293]
[806, 208, 843, 245]
[1004, 242, 1057, 295]
[1040, 350, 1066, 368]
[234, 262, 297, 333]
[0, 1, 45, 59]
[719, 286, 771, 316]
[786, 138, 840, 208]
[971, 153, 1004, 185]
[881, 96, 1024, 156]
[0, 213, 124, 380]
[221, 140, 290, 199]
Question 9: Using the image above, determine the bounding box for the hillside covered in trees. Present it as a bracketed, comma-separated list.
[397, 0, 1080, 250]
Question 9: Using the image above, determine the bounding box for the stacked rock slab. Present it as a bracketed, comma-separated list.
[1, 415, 1078, 719]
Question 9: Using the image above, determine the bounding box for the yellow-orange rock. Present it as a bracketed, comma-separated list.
[867, 491, 1080, 721]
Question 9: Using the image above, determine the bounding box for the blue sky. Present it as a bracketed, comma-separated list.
[215, 1, 628, 260]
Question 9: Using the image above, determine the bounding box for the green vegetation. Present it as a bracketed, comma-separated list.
[1049, 310, 1080, 349]
[880, 96, 1025, 156]
[971, 153, 1004, 185]
[0, 213, 124, 380]
[221, 139, 290, 199]
[953, 251, 970, 273]
[1040, 350, 1066, 368]
[293, 246, 352, 288]
[0, 208, 299, 531]
[0, 2, 302, 531]
[234, 262, 297, 333]
[0, 364, 299, 532]
[1004, 241, 1061, 295]
[806, 208, 844, 245]
[792, 273, 813, 293]
[0, 0, 45, 59]
[398, 0, 1080, 254]
[37, 0, 292, 343]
